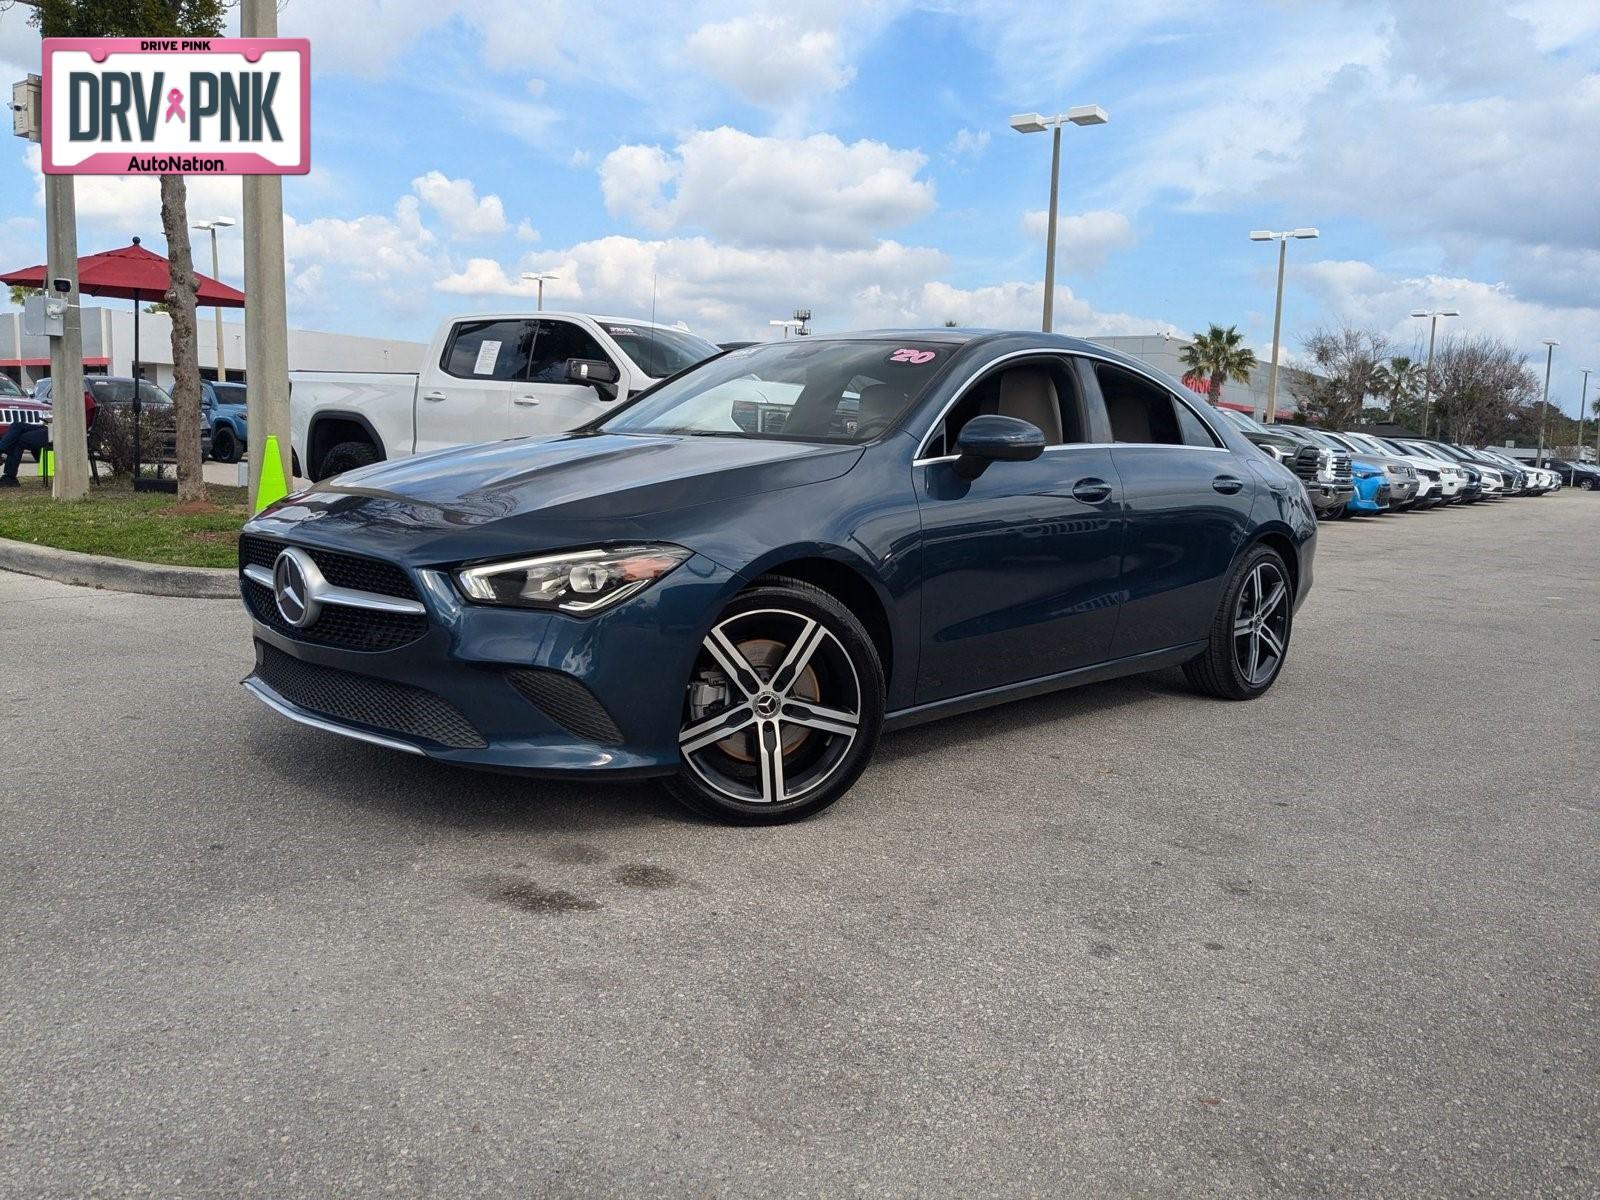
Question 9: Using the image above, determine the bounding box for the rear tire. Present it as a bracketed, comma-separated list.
[661, 578, 884, 824]
[318, 440, 379, 480]
[1183, 544, 1293, 701]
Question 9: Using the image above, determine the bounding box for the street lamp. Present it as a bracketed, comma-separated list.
[1577, 369, 1591, 467]
[193, 217, 236, 379]
[1410, 308, 1459, 437]
[520, 271, 558, 311]
[1009, 104, 1108, 333]
[1537, 338, 1558, 460]
[768, 319, 802, 339]
[1248, 227, 1319, 423]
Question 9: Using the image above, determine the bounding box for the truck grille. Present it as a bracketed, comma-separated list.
[239, 535, 427, 652]
[254, 642, 486, 749]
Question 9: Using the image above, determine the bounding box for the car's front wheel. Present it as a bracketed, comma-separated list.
[210, 424, 241, 463]
[1183, 544, 1294, 701]
[662, 579, 884, 824]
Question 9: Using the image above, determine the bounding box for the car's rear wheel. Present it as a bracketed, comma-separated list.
[1183, 544, 1293, 701]
[1581, 478, 1597, 490]
[662, 579, 884, 824]
[210, 425, 240, 463]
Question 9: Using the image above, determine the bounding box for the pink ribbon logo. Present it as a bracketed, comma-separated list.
[164, 88, 185, 123]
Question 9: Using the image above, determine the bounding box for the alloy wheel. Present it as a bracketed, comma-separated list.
[1232, 562, 1289, 687]
[680, 608, 862, 806]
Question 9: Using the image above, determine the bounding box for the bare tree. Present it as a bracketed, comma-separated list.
[1430, 335, 1538, 444]
[1291, 325, 1391, 428]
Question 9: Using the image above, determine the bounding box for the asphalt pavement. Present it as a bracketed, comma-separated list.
[2, 493, 1596, 1198]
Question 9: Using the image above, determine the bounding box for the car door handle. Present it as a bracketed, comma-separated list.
[422, 391, 447, 402]
[1212, 474, 1245, 495]
[513, 395, 541, 407]
[1071, 477, 1113, 503]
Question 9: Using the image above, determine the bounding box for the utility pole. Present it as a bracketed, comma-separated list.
[43, 158, 90, 499]
[241, 0, 293, 504]
[1411, 309, 1457, 438]
[1536, 339, 1557, 462]
[1577, 369, 1590, 466]
[195, 218, 235, 378]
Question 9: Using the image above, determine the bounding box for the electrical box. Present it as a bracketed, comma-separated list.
[22, 292, 64, 339]
[11, 75, 40, 142]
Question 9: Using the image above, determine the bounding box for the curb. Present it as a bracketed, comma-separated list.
[0, 535, 238, 599]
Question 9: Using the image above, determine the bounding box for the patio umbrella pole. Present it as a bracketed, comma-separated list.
[131, 289, 141, 486]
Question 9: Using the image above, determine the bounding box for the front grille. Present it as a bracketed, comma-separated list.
[505, 669, 624, 745]
[239, 535, 427, 652]
[242, 577, 427, 652]
[254, 642, 486, 749]
[1376, 484, 1392, 504]
[1329, 452, 1352, 482]
[239, 534, 419, 601]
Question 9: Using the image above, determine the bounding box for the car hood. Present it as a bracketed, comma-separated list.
[247, 431, 863, 564]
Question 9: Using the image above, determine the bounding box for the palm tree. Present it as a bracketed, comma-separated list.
[1373, 355, 1423, 421]
[1179, 324, 1258, 406]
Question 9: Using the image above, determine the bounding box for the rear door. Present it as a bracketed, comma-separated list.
[416, 318, 535, 454]
[1089, 360, 1256, 657]
[506, 318, 626, 436]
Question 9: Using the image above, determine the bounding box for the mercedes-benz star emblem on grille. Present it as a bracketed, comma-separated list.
[272, 548, 322, 628]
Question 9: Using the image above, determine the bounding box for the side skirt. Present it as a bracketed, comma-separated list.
[883, 641, 1206, 733]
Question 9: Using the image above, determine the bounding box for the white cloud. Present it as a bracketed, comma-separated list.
[685, 12, 856, 111]
[945, 128, 990, 159]
[432, 234, 1163, 343]
[284, 195, 443, 320]
[515, 220, 540, 243]
[410, 170, 508, 239]
[1020, 209, 1138, 272]
[599, 128, 935, 249]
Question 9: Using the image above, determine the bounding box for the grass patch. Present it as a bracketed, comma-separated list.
[0, 475, 247, 568]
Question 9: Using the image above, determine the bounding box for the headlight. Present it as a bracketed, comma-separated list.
[456, 544, 691, 614]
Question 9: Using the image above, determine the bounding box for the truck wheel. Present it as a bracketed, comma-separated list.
[210, 425, 240, 463]
[318, 440, 378, 480]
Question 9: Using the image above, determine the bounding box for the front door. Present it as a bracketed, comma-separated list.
[506, 319, 625, 436]
[913, 445, 1125, 703]
[414, 318, 535, 454]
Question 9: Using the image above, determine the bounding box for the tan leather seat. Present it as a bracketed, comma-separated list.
[995, 368, 1063, 444]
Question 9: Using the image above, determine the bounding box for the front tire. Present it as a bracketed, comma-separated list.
[1183, 544, 1293, 701]
[210, 425, 241, 463]
[661, 579, 884, 824]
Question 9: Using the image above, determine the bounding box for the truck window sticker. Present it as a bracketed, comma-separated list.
[473, 339, 503, 376]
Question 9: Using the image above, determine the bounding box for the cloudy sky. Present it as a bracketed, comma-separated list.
[0, 0, 1596, 413]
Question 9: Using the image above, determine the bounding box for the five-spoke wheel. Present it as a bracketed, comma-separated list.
[664, 580, 883, 823]
[1184, 544, 1294, 700]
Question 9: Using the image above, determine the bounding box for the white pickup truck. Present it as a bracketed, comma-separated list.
[290, 311, 720, 480]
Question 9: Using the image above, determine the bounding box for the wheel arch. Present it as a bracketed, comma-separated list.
[1242, 524, 1302, 601]
[737, 548, 899, 696]
[306, 411, 386, 480]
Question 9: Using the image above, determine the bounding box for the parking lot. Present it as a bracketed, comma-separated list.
[2, 494, 1596, 1197]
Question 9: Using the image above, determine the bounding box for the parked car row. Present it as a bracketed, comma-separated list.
[1215, 409, 1566, 519]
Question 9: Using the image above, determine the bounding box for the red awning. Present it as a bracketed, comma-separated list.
[0, 240, 244, 308]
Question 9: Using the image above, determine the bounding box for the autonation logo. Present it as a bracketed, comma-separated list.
[42, 37, 309, 176]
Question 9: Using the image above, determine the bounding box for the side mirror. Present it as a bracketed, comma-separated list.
[565, 357, 620, 402]
[952, 414, 1046, 479]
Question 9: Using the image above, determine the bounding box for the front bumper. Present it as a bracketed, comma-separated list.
[240, 550, 739, 777]
[1307, 481, 1355, 512]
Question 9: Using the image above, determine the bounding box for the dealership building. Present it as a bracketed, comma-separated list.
[0, 306, 423, 393]
[1090, 333, 1314, 419]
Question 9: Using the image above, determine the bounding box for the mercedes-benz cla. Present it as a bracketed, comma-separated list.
[240, 331, 1317, 823]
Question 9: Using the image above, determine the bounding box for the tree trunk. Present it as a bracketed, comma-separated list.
[1209, 374, 1223, 406]
[159, 174, 206, 504]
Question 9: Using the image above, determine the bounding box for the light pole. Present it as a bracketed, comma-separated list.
[1009, 105, 1109, 333]
[193, 217, 236, 380]
[520, 272, 558, 311]
[1248, 228, 1319, 423]
[1536, 338, 1558, 461]
[768, 319, 802, 339]
[1577, 369, 1591, 465]
[1410, 308, 1458, 437]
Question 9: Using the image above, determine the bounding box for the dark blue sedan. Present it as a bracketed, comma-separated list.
[240, 330, 1317, 822]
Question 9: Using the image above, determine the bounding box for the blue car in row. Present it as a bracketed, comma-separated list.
[203, 380, 249, 463]
[239, 329, 1318, 824]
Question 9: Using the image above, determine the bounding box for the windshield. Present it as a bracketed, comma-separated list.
[1222, 409, 1271, 435]
[212, 382, 247, 406]
[602, 339, 949, 444]
[603, 324, 719, 380]
[0, 375, 21, 398]
[90, 379, 174, 406]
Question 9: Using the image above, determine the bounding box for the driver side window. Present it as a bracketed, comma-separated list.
[926, 357, 1085, 458]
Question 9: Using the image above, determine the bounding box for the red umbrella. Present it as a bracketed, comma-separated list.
[0, 238, 245, 307]
[1, 238, 245, 487]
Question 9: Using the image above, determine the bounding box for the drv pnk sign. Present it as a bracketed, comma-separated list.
[41, 38, 309, 175]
